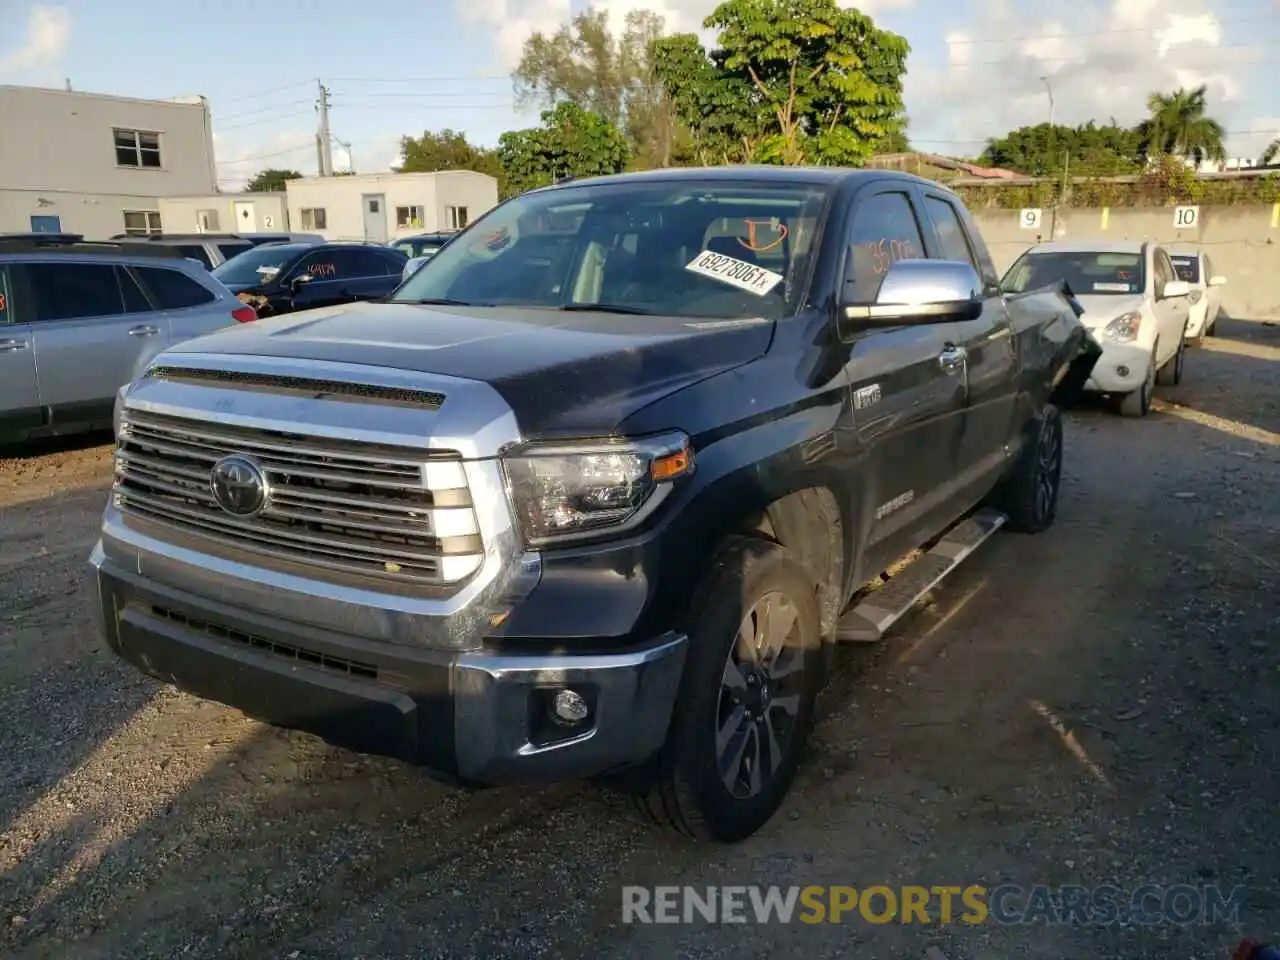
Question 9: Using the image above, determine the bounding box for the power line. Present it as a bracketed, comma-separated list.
[333, 102, 519, 111]
[221, 80, 315, 104]
[218, 110, 314, 132]
[218, 98, 314, 122]
[217, 141, 315, 164]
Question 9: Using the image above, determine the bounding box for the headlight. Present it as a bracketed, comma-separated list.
[501, 432, 694, 547]
[1187, 290, 1203, 304]
[1103, 311, 1143, 342]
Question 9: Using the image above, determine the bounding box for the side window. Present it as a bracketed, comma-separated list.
[25, 263, 126, 321]
[299, 251, 346, 280]
[348, 248, 396, 276]
[0, 266, 10, 324]
[217, 243, 251, 262]
[117, 267, 154, 313]
[134, 266, 217, 309]
[174, 244, 213, 269]
[923, 196, 978, 270]
[1154, 251, 1173, 293]
[844, 191, 926, 300]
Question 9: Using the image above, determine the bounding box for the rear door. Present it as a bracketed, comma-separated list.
[21, 260, 167, 418]
[919, 189, 1019, 500]
[839, 185, 967, 562]
[131, 263, 232, 345]
[0, 264, 42, 437]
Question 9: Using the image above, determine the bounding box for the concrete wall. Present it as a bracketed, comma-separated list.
[972, 204, 1280, 320]
[284, 171, 498, 241]
[158, 193, 289, 233]
[0, 85, 218, 237]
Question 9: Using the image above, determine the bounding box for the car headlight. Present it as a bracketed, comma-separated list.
[1187, 290, 1203, 304]
[1103, 311, 1143, 342]
[501, 432, 694, 547]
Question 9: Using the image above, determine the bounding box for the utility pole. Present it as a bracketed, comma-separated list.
[316, 80, 333, 177]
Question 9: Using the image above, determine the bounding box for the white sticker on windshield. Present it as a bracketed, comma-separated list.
[685, 250, 784, 297]
[1093, 281, 1131, 292]
[256, 265, 281, 277]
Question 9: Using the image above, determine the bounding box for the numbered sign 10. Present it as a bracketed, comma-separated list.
[1174, 205, 1199, 229]
[1019, 208, 1043, 231]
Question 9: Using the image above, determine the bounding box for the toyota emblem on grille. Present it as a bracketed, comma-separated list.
[209, 454, 269, 517]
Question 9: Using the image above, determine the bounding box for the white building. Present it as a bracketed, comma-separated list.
[0, 84, 217, 238]
[158, 192, 290, 234]
[284, 171, 499, 242]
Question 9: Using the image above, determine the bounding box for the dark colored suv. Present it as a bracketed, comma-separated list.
[109, 233, 324, 270]
[209, 241, 409, 318]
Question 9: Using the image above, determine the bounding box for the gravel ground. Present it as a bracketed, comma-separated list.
[1, 318, 1277, 960]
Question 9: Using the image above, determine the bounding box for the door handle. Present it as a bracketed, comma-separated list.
[938, 344, 966, 372]
[0, 338, 28, 352]
[128, 324, 160, 337]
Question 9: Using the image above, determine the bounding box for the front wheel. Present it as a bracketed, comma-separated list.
[1116, 350, 1156, 417]
[1155, 334, 1185, 386]
[631, 536, 824, 842]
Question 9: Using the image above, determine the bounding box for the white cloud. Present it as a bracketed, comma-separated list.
[903, 0, 1264, 160]
[213, 128, 318, 191]
[0, 5, 71, 76]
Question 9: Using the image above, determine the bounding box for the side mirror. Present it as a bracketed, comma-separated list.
[1208, 275, 1226, 287]
[1161, 279, 1190, 299]
[290, 273, 314, 291]
[838, 259, 983, 338]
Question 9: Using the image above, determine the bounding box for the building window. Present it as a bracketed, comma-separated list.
[197, 209, 221, 232]
[122, 210, 163, 236]
[114, 128, 162, 168]
[300, 208, 327, 230]
[397, 205, 425, 229]
[446, 205, 469, 230]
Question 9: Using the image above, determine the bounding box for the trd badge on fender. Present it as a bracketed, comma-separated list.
[209, 454, 270, 517]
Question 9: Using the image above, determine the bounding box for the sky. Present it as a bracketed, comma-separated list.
[0, 0, 1276, 190]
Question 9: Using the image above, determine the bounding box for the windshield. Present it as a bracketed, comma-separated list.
[211, 245, 299, 285]
[1169, 255, 1201, 284]
[1002, 250, 1145, 296]
[392, 238, 445, 258]
[391, 179, 832, 319]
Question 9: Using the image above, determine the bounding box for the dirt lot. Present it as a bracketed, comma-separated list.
[1, 318, 1277, 960]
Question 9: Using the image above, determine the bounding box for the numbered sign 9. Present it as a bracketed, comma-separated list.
[1019, 208, 1043, 231]
[1173, 205, 1199, 229]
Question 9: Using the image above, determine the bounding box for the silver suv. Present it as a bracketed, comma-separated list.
[0, 235, 256, 444]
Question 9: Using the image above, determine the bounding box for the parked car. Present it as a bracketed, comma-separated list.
[93, 168, 1099, 842]
[1000, 239, 1191, 417]
[109, 232, 324, 270]
[208, 241, 408, 318]
[0, 234, 256, 444]
[391, 233, 458, 282]
[1167, 247, 1227, 342]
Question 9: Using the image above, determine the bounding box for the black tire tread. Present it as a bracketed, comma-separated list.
[990, 404, 1062, 534]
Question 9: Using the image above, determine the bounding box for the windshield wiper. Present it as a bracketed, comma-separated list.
[394, 297, 476, 306]
[560, 302, 654, 315]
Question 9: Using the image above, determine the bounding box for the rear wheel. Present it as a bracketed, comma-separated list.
[1155, 334, 1185, 387]
[631, 537, 824, 842]
[1116, 349, 1155, 417]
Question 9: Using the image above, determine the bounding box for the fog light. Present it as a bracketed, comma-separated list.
[552, 689, 590, 724]
[1115, 365, 1130, 378]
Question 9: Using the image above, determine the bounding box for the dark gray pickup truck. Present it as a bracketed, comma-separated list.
[91, 167, 1099, 842]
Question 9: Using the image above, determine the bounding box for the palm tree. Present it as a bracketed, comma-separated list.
[1136, 85, 1226, 165]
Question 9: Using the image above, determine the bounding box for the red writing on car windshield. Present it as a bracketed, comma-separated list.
[308, 262, 337, 277]
[856, 237, 918, 276]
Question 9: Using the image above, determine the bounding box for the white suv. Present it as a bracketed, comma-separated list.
[1001, 239, 1191, 417]
[1168, 248, 1226, 343]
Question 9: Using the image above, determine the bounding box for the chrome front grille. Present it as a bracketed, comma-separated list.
[112, 409, 484, 585]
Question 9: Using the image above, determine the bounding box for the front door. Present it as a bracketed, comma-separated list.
[1152, 247, 1189, 362]
[17, 261, 168, 421]
[234, 201, 258, 233]
[362, 194, 388, 242]
[840, 186, 968, 569]
[919, 190, 1019, 502]
[0, 265, 42, 438]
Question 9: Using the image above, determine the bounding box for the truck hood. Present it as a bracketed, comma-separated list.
[1071, 294, 1146, 330]
[161, 301, 775, 439]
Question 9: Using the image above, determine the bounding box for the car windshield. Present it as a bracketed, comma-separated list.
[1002, 250, 1145, 296]
[1169, 255, 1201, 284]
[391, 179, 832, 319]
[211, 245, 299, 285]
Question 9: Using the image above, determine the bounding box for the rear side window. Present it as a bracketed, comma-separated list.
[217, 243, 251, 262]
[0, 266, 10, 323]
[118, 267, 154, 313]
[175, 244, 213, 269]
[135, 266, 217, 309]
[348, 248, 397, 276]
[25, 263, 125, 321]
[924, 196, 978, 271]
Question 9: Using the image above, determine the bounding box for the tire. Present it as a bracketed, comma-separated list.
[1155, 334, 1185, 387]
[1116, 349, 1155, 417]
[1206, 314, 1217, 337]
[631, 536, 824, 842]
[990, 403, 1063, 534]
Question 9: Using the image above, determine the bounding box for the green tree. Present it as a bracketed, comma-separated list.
[497, 101, 630, 196]
[980, 121, 1142, 176]
[514, 9, 679, 169]
[874, 113, 910, 154]
[396, 129, 502, 177]
[1136, 85, 1226, 164]
[654, 0, 909, 166]
[244, 168, 302, 192]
